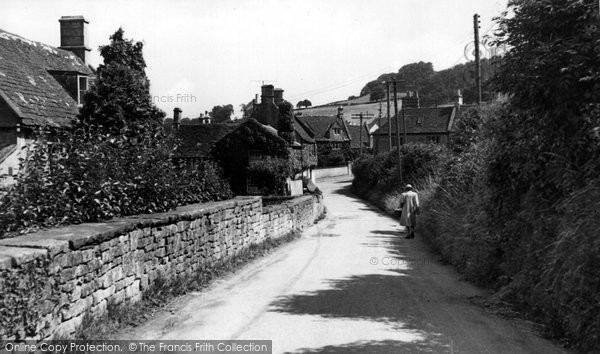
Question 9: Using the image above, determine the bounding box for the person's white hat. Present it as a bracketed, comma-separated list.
[405, 184, 413, 190]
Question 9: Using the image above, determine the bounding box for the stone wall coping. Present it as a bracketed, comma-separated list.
[0, 195, 316, 269]
[262, 195, 314, 212]
[0, 197, 261, 257]
[0, 191, 324, 340]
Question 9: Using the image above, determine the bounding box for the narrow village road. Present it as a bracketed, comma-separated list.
[119, 177, 566, 353]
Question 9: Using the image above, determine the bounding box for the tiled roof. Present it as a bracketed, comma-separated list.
[296, 115, 350, 141]
[347, 125, 369, 149]
[293, 115, 315, 144]
[0, 29, 93, 128]
[172, 123, 239, 158]
[373, 106, 456, 135]
[171, 118, 286, 158]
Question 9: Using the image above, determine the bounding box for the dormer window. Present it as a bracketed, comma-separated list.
[333, 128, 341, 135]
[416, 115, 423, 125]
[48, 70, 91, 105]
[78, 75, 89, 105]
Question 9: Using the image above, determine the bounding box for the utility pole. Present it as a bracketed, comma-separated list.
[393, 79, 402, 181]
[359, 112, 363, 155]
[386, 81, 392, 151]
[474, 14, 482, 105]
[402, 95, 407, 144]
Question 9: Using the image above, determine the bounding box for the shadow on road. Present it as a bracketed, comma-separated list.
[370, 230, 403, 236]
[287, 340, 445, 354]
[325, 184, 355, 198]
[271, 271, 450, 353]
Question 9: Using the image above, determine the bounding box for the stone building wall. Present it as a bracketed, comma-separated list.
[0, 195, 323, 340]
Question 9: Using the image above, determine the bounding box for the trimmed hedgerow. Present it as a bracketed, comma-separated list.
[0, 126, 232, 237]
[351, 142, 448, 197]
[246, 157, 292, 196]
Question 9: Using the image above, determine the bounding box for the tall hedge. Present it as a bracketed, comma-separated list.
[0, 127, 232, 236]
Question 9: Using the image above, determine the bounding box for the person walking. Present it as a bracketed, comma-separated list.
[398, 184, 420, 239]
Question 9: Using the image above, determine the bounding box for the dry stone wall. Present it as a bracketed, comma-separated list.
[0, 195, 323, 341]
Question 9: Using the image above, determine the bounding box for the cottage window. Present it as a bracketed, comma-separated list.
[333, 128, 341, 135]
[246, 177, 261, 195]
[426, 135, 440, 144]
[77, 76, 89, 105]
[7, 167, 13, 176]
[248, 149, 264, 163]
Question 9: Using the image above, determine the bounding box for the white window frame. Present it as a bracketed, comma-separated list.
[77, 75, 89, 106]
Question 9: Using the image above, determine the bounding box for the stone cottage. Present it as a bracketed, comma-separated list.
[0, 16, 94, 190]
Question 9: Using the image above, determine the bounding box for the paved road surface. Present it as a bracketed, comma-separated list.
[119, 177, 566, 353]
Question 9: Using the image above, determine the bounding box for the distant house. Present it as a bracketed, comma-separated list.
[296, 107, 352, 152]
[212, 119, 293, 195]
[295, 93, 406, 128]
[0, 16, 94, 190]
[248, 85, 317, 183]
[371, 104, 475, 154]
[168, 85, 318, 195]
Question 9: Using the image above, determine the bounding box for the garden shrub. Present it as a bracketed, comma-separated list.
[351, 142, 448, 196]
[246, 157, 292, 196]
[0, 126, 232, 237]
[317, 149, 346, 168]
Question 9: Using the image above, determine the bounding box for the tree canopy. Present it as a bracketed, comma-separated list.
[488, 0, 600, 207]
[296, 99, 312, 109]
[209, 104, 234, 123]
[359, 60, 495, 104]
[79, 28, 165, 133]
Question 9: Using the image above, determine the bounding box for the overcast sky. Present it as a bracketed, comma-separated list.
[2, 0, 508, 118]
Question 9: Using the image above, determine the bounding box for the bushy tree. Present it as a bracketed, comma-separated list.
[210, 104, 234, 123]
[358, 59, 495, 105]
[296, 100, 312, 109]
[490, 0, 600, 211]
[276, 100, 295, 144]
[79, 28, 165, 133]
[360, 80, 385, 101]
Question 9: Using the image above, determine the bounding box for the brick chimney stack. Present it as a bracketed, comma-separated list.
[337, 106, 344, 119]
[261, 85, 275, 104]
[58, 16, 91, 64]
[274, 88, 284, 105]
[173, 107, 182, 130]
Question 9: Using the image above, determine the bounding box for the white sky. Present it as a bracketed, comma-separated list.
[1, 0, 507, 118]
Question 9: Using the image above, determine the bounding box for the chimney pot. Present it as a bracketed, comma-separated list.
[173, 107, 182, 130]
[261, 85, 275, 104]
[274, 88, 284, 104]
[58, 16, 90, 63]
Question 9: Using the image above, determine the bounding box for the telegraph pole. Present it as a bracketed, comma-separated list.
[393, 79, 402, 180]
[359, 112, 363, 155]
[386, 81, 392, 151]
[474, 14, 482, 105]
[402, 95, 407, 144]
